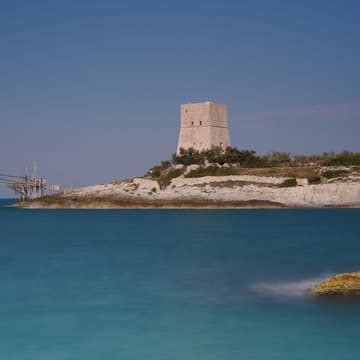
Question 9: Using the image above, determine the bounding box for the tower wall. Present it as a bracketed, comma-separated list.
[176, 102, 230, 154]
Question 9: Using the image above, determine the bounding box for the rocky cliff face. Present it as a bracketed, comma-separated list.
[23, 171, 360, 208]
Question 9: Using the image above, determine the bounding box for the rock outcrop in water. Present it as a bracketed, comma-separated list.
[314, 272, 360, 296]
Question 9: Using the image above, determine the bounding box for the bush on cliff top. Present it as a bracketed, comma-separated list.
[173, 146, 271, 167]
[307, 175, 322, 184]
[158, 168, 185, 188]
[168, 148, 360, 169]
[146, 160, 185, 189]
[184, 166, 239, 178]
[145, 149, 360, 186]
[146, 161, 172, 177]
[322, 151, 360, 166]
[172, 147, 204, 165]
[279, 178, 297, 187]
[322, 169, 350, 179]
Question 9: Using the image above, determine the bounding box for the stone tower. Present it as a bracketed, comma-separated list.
[176, 101, 231, 154]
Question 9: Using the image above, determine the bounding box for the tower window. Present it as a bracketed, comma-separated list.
[191, 121, 194, 126]
[200, 121, 202, 125]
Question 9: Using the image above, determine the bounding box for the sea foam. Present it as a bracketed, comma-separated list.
[250, 275, 331, 297]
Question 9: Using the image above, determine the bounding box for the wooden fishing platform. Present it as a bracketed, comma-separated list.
[0, 162, 60, 201]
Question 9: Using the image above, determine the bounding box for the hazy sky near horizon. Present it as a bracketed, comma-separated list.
[1, 0, 359, 196]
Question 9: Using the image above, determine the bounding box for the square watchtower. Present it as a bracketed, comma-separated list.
[176, 101, 231, 154]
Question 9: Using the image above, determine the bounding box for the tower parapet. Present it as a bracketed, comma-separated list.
[176, 101, 231, 154]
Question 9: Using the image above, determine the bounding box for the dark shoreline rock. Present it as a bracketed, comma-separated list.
[16, 196, 286, 209]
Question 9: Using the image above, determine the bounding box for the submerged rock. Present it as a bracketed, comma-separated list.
[314, 272, 360, 296]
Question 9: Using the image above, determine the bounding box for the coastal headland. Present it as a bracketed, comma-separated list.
[10, 102, 360, 209]
[17, 152, 360, 209]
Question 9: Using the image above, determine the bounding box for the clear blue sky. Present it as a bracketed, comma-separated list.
[1, 0, 359, 196]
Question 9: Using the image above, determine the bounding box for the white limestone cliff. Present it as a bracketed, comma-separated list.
[43, 172, 360, 208]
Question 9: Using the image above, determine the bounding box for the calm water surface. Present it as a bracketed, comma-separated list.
[0, 199, 359, 359]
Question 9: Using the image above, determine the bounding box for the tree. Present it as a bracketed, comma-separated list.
[172, 148, 204, 165]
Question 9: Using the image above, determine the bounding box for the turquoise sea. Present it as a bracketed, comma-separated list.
[0, 199, 359, 359]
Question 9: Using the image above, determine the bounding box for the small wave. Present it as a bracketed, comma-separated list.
[251, 275, 331, 297]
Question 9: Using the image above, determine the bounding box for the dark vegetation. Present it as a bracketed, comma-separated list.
[172, 147, 360, 167]
[146, 161, 172, 178]
[307, 175, 322, 184]
[146, 163, 185, 189]
[280, 178, 297, 187]
[146, 146, 360, 187]
[21, 195, 286, 209]
[322, 170, 350, 179]
[173, 146, 269, 167]
[159, 168, 185, 188]
[184, 166, 239, 178]
[322, 151, 360, 166]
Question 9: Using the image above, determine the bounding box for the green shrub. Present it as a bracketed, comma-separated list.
[158, 168, 185, 189]
[279, 178, 297, 187]
[151, 169, 161, 178]
[322, 170, 349, 179]
[323, 151, 360, 166]
[173, 146, 270, 167]
[202, 146, 226, 164]
[220, 147, 270, 167]
[147, 160, 172, 178]
[185, 166, 239, 178]
[307, 175, 322, 184]
[172, 148, 204, 165]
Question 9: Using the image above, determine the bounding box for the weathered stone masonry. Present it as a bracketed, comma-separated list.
[176, 101, 231, 154]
